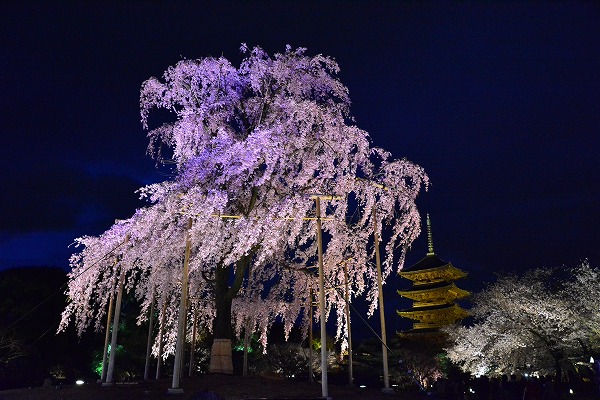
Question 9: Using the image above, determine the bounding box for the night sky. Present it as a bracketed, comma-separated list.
[1, 2, 599, 294]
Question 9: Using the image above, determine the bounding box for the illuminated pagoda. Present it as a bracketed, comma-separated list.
[397, 214, 469, 334]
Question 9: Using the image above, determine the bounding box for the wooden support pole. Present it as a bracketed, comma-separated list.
[179, 293, 189, 379]
[100, 281, 115, 382]
[144, 287, 156, 381]
[242, 316, 251, 377]
[315, 197, 328, 398]
[169, 218, 193, 393]
[343, 263, 354, 386]
[189, 302, 198, 377]
[155, 299, 167, 380]
[105, 269, 125, 384]
[373, 207, 392, 392]
[308, 288, 314, 383]
[105, 234, 129, 385]
[243, 263, 253, 377]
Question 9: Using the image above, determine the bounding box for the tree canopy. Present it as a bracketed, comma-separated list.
[444, 261, 600, 379]
[59, 45, 428, 358]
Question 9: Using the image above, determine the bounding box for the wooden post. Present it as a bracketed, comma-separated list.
[188, 302, 198, 377]
[308, 288, 313, 384]
[155, 299, 167, 380]
[179, 295, 188, 380]
[170, 218, 193, 393]
[315, 197, 328, 398]
[144, 287, 156, 381]
[373, 207, 392, 392]
[105, 234, 129, 385]
[242, 317, 251, 376]
[100, 280, 116, 382]
[343, 263, 354, 386]
[105, 269, 125, 384]
[243, 264, 253, 377]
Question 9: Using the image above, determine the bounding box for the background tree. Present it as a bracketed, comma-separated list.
[0, 329, 24, 371]
[444, 263, 599, 391]
[393, 336, 445, 390]
[0, 267, 101, 389]
[60, 45, 428, 373]
[564, 260, 600, 358]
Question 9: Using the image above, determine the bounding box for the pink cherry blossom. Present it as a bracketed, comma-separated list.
[60, 45, 429, 357]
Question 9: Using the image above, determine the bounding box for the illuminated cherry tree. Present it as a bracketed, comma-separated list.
[444, 263, 599, 382]
[59, 45, 428, 370]
[563, 260, 600, 357]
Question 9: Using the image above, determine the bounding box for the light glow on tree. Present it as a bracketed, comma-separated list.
[59, 45, 429, 371]
[444, 261, 600, 383]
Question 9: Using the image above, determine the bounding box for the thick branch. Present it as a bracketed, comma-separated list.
[245, 186, 259, 216]
[227, 254, 251, 300]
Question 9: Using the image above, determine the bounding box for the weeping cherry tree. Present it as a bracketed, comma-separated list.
[59, 45, 429, 375]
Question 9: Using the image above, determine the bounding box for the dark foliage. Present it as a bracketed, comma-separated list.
[0, 267, 102, 389]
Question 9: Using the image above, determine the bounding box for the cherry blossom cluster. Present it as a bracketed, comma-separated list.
[444, 261, 599, 377]
[60, 45, 429, 356]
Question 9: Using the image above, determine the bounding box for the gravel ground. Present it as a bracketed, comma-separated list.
[2, 375, 596, 400]
[0, 375, 426, 400]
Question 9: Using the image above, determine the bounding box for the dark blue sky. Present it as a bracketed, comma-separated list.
[1, 2, 599, 292]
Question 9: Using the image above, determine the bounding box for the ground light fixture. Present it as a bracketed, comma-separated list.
[76, 380, 84, 385]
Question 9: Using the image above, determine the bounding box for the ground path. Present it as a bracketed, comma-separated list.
[1, 375, 596, 399]
[0, 375, 426, 400]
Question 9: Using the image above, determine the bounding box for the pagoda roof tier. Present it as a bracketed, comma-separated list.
[399, 260, 467, 284]
[398, 328, 446, 338]
[411, 321, 457, 330]
[397, 303, 469, 324]
[398, 282, 470, 303]
[398, 327, 440, 335]
[399, 302, 455, 312]
[403, 253, 449, 272]
[398, 280, 452, 291]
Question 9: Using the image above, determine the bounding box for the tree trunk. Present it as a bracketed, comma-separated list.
[554, 357, 563, 395]
[213, 266, 234, 339]
[209, 266, 234, 373]
[208, 220, 253, 373]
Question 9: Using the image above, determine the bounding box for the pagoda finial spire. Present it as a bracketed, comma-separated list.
[426, 213, 435, 255]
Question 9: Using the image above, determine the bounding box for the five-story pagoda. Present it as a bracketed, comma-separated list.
[397, 215, 469, 333]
